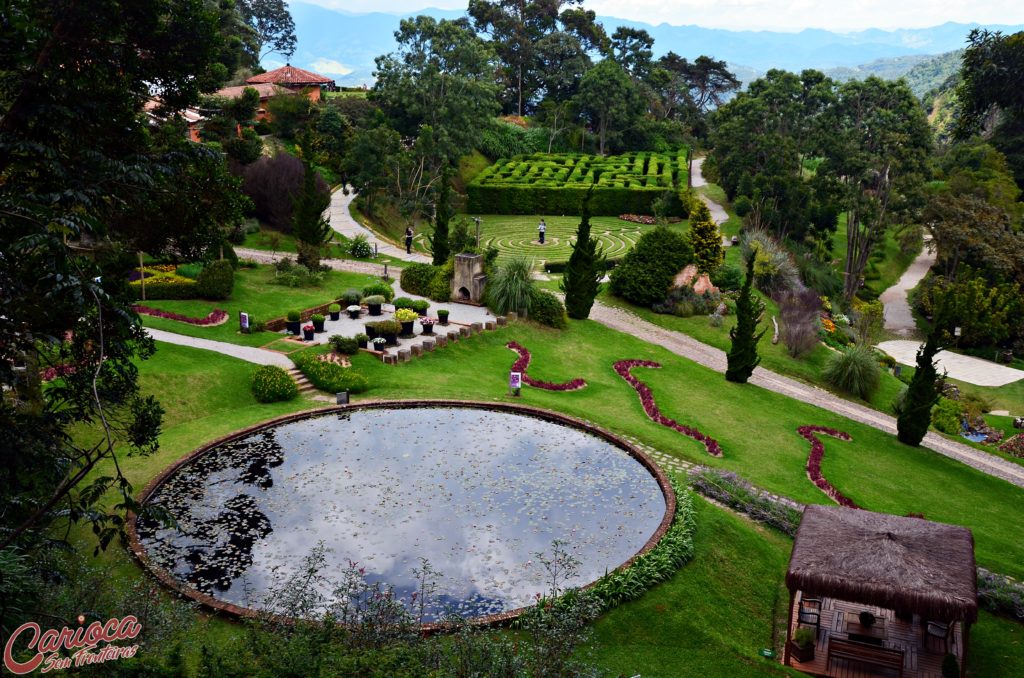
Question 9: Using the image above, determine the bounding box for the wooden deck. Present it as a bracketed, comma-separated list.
[786, 595, 963, 678]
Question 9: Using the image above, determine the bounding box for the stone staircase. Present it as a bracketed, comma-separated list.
[287, 367, 316, 394]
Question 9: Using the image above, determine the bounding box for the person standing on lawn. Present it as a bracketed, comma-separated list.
[537, 218, 546, 244]
[405, 226, 414, 254]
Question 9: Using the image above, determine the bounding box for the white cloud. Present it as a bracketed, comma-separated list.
[293, 0, 1024, 31]
[308, 58, 355, 76]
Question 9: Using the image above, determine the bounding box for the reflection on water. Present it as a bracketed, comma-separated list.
[137, 407, 665, 621]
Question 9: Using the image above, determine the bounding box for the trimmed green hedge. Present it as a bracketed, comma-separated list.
[399, 263, 438, 296]
[197, 260, 234, 300]
[293, 353, 370, 394]
[130, 276, 198, 300]
[529, 289, 567, 329]
[468, 151, 692, 216]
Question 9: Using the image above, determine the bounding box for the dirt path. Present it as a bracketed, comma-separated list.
[879, 238, 936, 337]
[588, 301, 1024, 488]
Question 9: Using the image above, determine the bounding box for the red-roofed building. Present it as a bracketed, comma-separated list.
[246, 64, 336, 102]
[212, 82, 296, 121]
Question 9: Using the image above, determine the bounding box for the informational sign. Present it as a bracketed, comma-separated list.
[954, 326, 962, 337]
[509, 371, 522, 396]
[239, 312, 250, 333]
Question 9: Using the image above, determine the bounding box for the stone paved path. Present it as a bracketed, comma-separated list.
[879, 237, 936, 337]
[588, 301, 1024, 488]
[235, 247, 390, 276]
[327, 186, 431, 263]
[877, 340, 1024, 388]
[146, 328, 293, 368]
[691, 157, 729, 225]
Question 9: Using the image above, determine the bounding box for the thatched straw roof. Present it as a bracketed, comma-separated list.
[787, 505, 978, 622]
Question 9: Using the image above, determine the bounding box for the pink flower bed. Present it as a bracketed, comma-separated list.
[613, 359, 723, 457]
[133, 305, 228, 326]
[797, 425, 859, 508]
[40, 364, 77, 382]
[999, 434, 1024, 458]
[506, 342, 587, 391]
[618, 213, 657, 225]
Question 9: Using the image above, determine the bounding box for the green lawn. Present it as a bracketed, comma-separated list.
[240, 226, 408, 268]
[138, 264, 384, 346]
[69, 324, 1024, 674]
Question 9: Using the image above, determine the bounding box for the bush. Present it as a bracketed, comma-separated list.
[823, 346, 882, 400]
[340, 288, 362, 306]
[740, 229, 799, 294]
[328, 335, 359, 355]
[487, 257, 535, 315]
[400, 263, 439, 297]
[349, 234, 373, 258]
[710, 263, 743, 291]
[241, 152, 327, 232]
[931, 397, 963, 434]
[195, 260, 234, 300]
[250, 365, 297, 403]
[609, 226, 692, 307]
[529, 289, 567, 329]
[411, 299, 429, 314]
[392, 297, 416, 310]
[778, 289, 822, 358]
[428, 260, 454, 302]
[653, 285, 720, 317]
[362, 282, 394, 302]
[293, 354, 369, 393]
[273, 265, 324, 288]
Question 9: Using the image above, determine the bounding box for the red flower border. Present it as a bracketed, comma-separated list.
[133, 305, 228, 326]
[506, 342, 587, 391]
[797, 425, 859, 508]
[613, 359, 722, 457]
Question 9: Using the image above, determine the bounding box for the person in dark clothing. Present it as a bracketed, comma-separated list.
[405, 226, 414, 254]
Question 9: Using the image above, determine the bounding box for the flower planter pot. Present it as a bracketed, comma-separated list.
[302, 328, 315, 341]
[364, 324, 378, 339]
[357, 339, 367, 349]
[438, 314, 449, 325]
[313, 319, 325, 333]
[400, 320, 415, 337]
[348, 310, 361, 319]
[286, 320, 301, 335]
[329, 311, 340, 321]
[384, 334, 398, 346]
[788, 641, 815, 663]
[368, 304, 382, 316]
[422, 325, 434, 335]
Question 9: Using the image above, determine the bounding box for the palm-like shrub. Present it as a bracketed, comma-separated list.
[823, 346, 881, 400]
[487, 257, 535, 316]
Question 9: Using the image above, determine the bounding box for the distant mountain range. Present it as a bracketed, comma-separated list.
[278, 2, 1020, 92]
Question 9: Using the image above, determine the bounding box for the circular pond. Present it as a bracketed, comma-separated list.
[132, 403, 670, 623]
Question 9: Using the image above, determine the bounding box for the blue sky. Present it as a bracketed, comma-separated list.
[294, 0, 1024, 32]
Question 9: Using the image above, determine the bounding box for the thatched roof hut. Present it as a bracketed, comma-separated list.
[787, 505, 978, 623]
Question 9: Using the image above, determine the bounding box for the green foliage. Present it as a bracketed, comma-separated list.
[725, 254, 766, 384]
[394, 308, 419, 323]
[609, 226, 693, 308]
[286, 309, 301, 322]
[479, 120, 548, 159]
[196, 260, 235, 300]
[349, 234, 374, 258]
[329, 335, 360, 355]
[328, 303, 341, 313]
[292, 141, 333, 270]
[361, 282, 394, 303]
[793, 627, 815, 648]
[561, 192, 606, 319]
[340, 289, 362, 306]
[311, 313, 325, 323]
[529, 290, 568, 329]
[740, 229, 799, 294]
[916, 270, 1020, 348]
[687, 201, 724, 274]
[265, 94, 315, 139]
[431, 173, 451, 265]
[362, 295, 385, 306]
[131, 276, 199, 300]
[467, 151, 691, 216]
[175, 263, 203, 280]
[823, 345, 882, 400]
[487, 257, 536, 316]
[931, 397, 963, 434]
[293, 354, 370, 394]
[577, 59, 646, 154]
[710, 263, 743, 291]
[250, 365, 297, 403]
[399, 263, 440, 297]
[393, 297, 416, 311]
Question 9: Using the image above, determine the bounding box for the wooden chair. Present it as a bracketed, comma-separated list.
[797, 596, 822, 635]
[924, 620, 952, 653]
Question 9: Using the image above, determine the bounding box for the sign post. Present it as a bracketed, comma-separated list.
[239, 311, 250, 334]
[509, 371, 521, 397]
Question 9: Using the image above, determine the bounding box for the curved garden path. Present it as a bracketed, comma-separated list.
[326, 186, 431, 263]
[587, 300, 1024, 488]
[690, 157, 729, 226]
[879, 237, 936, 336]
[145, 328, 293, 367]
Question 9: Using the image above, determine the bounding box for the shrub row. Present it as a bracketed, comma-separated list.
[130, 276, 198, 300]
[467, 184, 691, 217]
[293, 353, 370, 394]
[398, 261, 452, 302]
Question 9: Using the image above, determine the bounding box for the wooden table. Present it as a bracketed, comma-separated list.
[844, 611, 887, 644]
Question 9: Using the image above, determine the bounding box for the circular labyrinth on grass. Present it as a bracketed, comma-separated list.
[130, 403, 672, 625]
[473, 215, 681, 265]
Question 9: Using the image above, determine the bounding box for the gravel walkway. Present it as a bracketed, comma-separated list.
[877, 340, 1024, 388]
[327, 186, 431, 263]
[691, 157, 729, 225]
[234, 247, 392, 276]
[879, 238, 936, 337]
[588, 303, 1024, 489]
[146, 328, 293, 368]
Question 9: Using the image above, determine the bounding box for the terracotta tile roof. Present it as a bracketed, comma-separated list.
[246, 64, 335, 87]
[213, 83, 294, 100]
[143, 98, 204, 124]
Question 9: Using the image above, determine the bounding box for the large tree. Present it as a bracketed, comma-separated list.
[237, 0, 296, 61]
[576, 59, 644, 155]
[0, 0, 230, 551]
[818, 77, 932, 303]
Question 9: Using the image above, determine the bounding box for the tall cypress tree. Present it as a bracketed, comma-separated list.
[896, 297, 951, 446]
[687, 200, 724, 273]
[292, 137, 331, 270]
[561, 190, 606, 319]
[431, 171, 451, 265]
[726, 253, 766, 383]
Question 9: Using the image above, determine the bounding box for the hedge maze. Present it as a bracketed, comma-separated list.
[467, 150, 691, 216]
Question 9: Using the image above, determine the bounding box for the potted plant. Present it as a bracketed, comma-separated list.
[364, 295, 385, 316]
[356, 333, 369, 349]
[420, 317, 436, 335]
[437, 309, 450, 325]
[789, 627, 815, 663]
[341, 288, 361, 307]
[364, 322, 379, 339]
[378, 319, 401, 346]
[412, 299, 429, 316]
[371, 337, 387, 351]
[328, 303, 341, 321]
[286, 309, 301, 335]
[311, 313, 326, 333]
[393, 297, 415, 311]
[395, 308, 418, 337]
[302, 323, 315, 341]
[347, 304, 362, 319]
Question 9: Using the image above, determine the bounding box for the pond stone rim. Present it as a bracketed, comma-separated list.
[125, 399, 677, 631]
